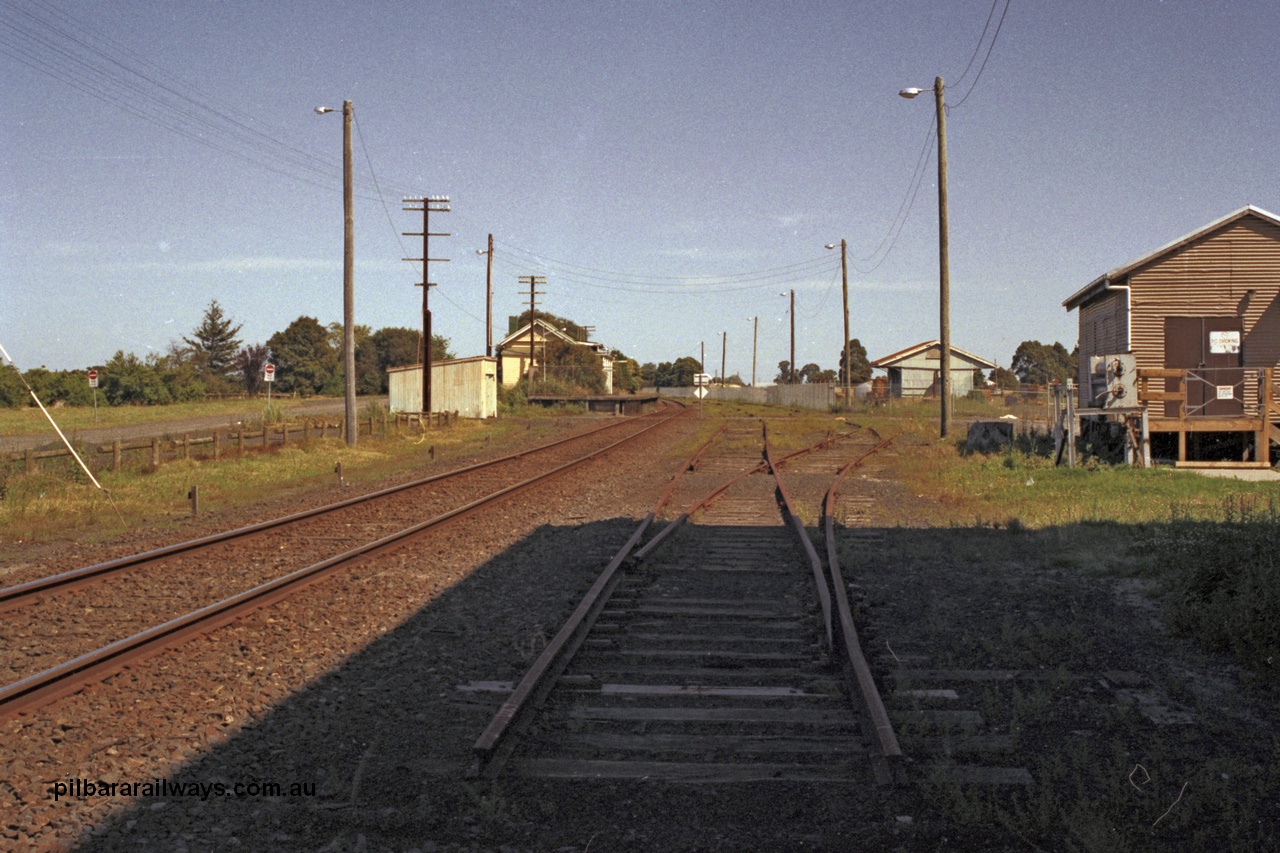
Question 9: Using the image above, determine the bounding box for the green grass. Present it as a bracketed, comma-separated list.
[0, 397, 324, 436]
[0, 414, 563, 545]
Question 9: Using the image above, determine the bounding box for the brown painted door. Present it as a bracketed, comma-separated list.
[1163, 317, 1243, 417]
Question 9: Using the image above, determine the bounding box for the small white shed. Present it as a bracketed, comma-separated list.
[387, 356, 498, 418]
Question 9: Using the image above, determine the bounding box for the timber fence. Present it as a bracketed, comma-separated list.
[3, 411, 458, 476]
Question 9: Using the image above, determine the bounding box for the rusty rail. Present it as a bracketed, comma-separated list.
[822, 436, 901, 765]
[0, 415, 650, 610]
[0, 410, 685, 719]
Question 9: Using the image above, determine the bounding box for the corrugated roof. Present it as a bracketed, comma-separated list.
[870, 340, 997, 369]
[1062, 205, 1280, 311]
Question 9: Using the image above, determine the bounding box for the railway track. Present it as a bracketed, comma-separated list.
[0, 405, 686, 719]
[472, 420, 902, 784]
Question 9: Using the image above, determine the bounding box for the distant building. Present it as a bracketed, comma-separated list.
[494, 318, 614, 394]
[870, 340, 996, 399]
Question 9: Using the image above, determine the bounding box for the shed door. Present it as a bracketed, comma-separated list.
[1163, 317, 1243, 417]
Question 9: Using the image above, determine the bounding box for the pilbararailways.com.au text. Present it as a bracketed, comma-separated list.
[50, 777, 316, 802]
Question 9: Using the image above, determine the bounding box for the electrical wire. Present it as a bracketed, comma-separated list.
[950, 0, 1011, 109]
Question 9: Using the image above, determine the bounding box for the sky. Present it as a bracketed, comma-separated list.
[3, 0, 1279, 382]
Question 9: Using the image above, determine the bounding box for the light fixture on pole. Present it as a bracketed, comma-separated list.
[315, 101, 356, 447]
[826, 240, 850, 406]
[779, 290, 795, 384]
[899, 78, 951, 437]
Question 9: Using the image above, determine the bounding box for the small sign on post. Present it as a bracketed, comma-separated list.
[263, 363, 275, 405]
[87, 368, 99, 422]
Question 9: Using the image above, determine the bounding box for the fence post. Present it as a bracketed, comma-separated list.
[113, 439, 121, 472]
[213, 431, 220, 461]
[238, 427, 245, 458]
[151, 436, 161, 468]
[188, 484, 199, 516]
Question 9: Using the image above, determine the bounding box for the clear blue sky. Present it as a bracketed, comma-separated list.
[3, 0, 1278, 381]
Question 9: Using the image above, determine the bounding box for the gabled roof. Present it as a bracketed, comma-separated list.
[495, 318, 583, 350]
[1063, 205, 1280, 311]
[870, 340, 996, 370]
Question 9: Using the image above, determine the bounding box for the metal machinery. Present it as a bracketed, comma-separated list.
[1087, 353, 1137, 409]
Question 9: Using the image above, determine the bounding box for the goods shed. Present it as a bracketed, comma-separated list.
[1063, 205, 1280, 466]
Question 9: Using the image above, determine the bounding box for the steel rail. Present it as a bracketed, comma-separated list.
[0, 409, 685, 720]
[471, 421, 726, 778]
[631, 425, 856, 564]
[473, 423, 872, 777]
[823, 436, 901, 765]
[0, 414, 651, 609]
[764, 428, 834, 653]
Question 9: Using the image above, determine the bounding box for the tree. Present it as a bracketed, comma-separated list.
[774, 360, 792, 384]
[266, 316, 339, 395]
[539, 336, 607, 394]
[183, 300, 243, 381]
[0, 363, 25, 408]
[509, 311, 589, 342]
[798, 363, 835, 384]
[235, 343, 271, 395]
[100, 350, 173, 405]
[837, 339, 872, 385]
[611, 350, 642, 394]
[1011, 341, 1076, 385]
[990, 366, 1020, 390]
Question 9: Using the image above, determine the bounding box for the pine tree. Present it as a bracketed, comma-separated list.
[183, 300, 243, 378]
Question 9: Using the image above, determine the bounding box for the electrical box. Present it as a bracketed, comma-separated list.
[1088, 354, 1137, 409]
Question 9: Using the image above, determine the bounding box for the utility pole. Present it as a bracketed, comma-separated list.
[935, 76, 952, 437]
[840, 238, 850, 405]
[750, 316, 758, 387]
[485, 234, 494, 358]
[518, 275, 546, 392]
[342, 101, 354, 446]
[402, 196, 451, 416]
[788, 289, 796, 383]
[721, 331, 726, 385]
[314, 100, 357, 444]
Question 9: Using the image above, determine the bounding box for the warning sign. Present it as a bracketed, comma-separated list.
[1209, 331, 1240, 354]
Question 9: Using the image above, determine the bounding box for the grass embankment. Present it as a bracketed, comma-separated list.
[0, 401, 572, 546]
[0, 398, 293, 436]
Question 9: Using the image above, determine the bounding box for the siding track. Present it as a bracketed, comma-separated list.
[473, 421, 902, 784]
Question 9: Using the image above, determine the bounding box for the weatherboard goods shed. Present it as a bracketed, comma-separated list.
[1062, 205, 1280, 464]
[870, 341, 996, 399]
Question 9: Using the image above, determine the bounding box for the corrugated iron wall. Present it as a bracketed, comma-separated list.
[1128, 218, 1280, 371]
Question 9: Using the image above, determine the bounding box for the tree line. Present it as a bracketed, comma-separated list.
[636, 338, 1078, 389]
[0, 301, 452, 408]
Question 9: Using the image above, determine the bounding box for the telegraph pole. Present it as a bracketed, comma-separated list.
[840, 239, 850, 404]
[518, 275, 546, 391]
[721, 331, 726, 385]
[342, 101, 354, 446]
[402, 196, 451, 416]
[485, 234, 494, 358]
[935, 76, 952, 437]
[750, 316, 758, 386]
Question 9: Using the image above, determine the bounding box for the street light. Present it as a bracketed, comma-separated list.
[825, 240, 850, 406]
[900, 77, 952, 438]
[746, 316, 757, 387]
[315, 101, 356, 447]
[779, 290, 795, 384]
